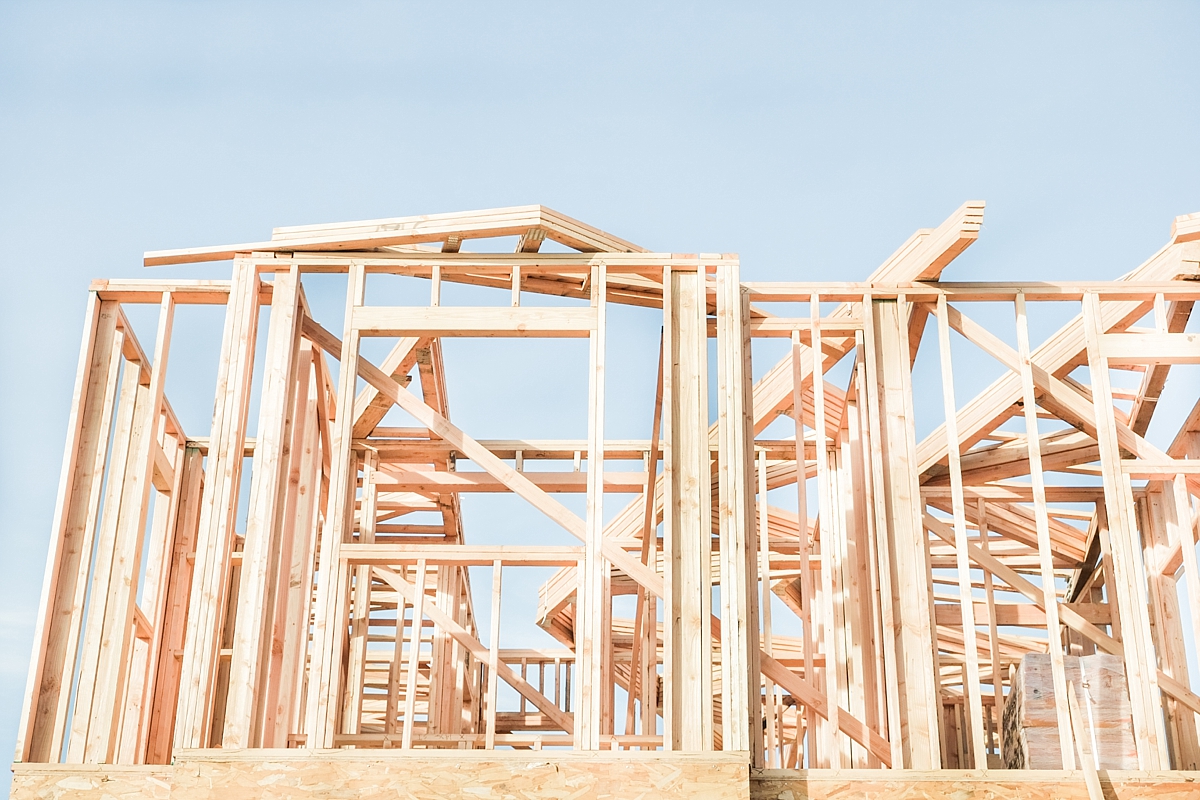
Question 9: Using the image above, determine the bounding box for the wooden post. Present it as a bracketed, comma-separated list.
[934, 295, 988, 769]
[306, 263, 365, 747]
[144, 446, 203, 763]
[663, 265, 713, 751]
[1143, 485, 1200, 768]
[224, 267, 303, 748]
[810, 293, 844, 769]
[259, 343, 321, 747]
[485, 562, 502, 750]
[576, 264, 607, 750]
[716, 262, 761, 763]
[342, 449, 378, 737]
[859, 297, 904, 769]
[758, 451, 776, 766]
[791, 329, 819, 766]
[401, 559, 427, 749]
[71, 297, 174, 763]
[1082, 291, 1169, 769]
[852, 329, 887, 766]
[865, 298, 940, 769]
[17, 295, 120, 763]
[175, 260, 260, 750]
[1170, 473, 1200, 768]
[978, 498, 1003, 757]
[1014, 291, 1075, 769]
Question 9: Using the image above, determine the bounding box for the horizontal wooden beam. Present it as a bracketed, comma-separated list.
[921, 485, 1106, 503]
[935, 601, 1111, 627]
[353, 306, 596, 337]
[341, 545, 581, 567]
[1100, 332, 1200, 365]
[745, 280, 1200, 303]
[375, 467, 648, 493]
[1122, 459, 1200, 478]
[89, 279, 237, 304]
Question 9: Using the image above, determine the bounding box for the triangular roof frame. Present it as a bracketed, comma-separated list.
[145, 204, 646, 267]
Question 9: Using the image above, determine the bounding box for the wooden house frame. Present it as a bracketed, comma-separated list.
[9, 203, 1200, 799]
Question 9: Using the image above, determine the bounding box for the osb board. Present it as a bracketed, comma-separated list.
[10, 764, 173, 800]
[751, 769, 1200, 800]
[15, 761, 1200, 800]
[13, 750, 750, 800]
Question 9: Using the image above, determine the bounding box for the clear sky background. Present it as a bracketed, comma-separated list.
[2, 1, 1199, 788]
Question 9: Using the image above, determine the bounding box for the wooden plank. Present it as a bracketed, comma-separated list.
[866, 299, 940, 769]
[1098, 332, 1200, 364]
[18, 296, 120, 763]
[67, 307, 162, 763]
[342, 450, 378, 739]
[1082, 292, 1170, 769]
[1141, 487, 1200, 768]
[353, 306, 596, 337]
[810, 294, 841, 769]
[144, 446, 203, 763]
[341, 544, 583, 566]
[145, 205, 646, 266]
[664, 266, 713, 751]
[857, 299, 904, 769]
[1170, 473, 1200, 759]
[485, 562, 502, 749]
[576, 264, 607, 750]
[790, 328, 820, 767]
[933, 296, 986, 769]
[1013, 293, 1075, 770]
[175, 260, 260, 750]
[260, 347, 322, 747]
[746, 279, 1200, 302]
[715, 262, 761, 760]
[401, 559, 427, 749]
[307, 264, 367, 748]
[92, 298, 175, 762]
[372, 467, 647, 493]
[88, 279, 233, 304]
[223, 267, 302, 748]
[123, 431, 184, 763]
[1068, 680, 1106, 800]
[758, 451, 777, 766]
[934, 602, 1111, 627]
[634, 333, 665, 748]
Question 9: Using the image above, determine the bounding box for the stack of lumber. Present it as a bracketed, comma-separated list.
[1003, 653, 1138, 769]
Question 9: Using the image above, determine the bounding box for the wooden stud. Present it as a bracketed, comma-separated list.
[1082, 291, 1170, 769]
[306, 262, 366, 747]
[577, 264, 607, 750]
[175, 260, 260, 750]
[933, 295, 987, 768]
[716, 262, 761, 762]
[18, 296, 121, 763]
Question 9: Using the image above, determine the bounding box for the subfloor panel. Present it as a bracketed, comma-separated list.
[11, 750, 750, 800]
[753, 768, 1200, 799]
[13, 757, 1200, 800]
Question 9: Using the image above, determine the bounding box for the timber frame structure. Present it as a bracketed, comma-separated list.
[10, 202, 1200, 799]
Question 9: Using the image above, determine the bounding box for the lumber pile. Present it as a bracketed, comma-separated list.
[1003, 654, 1138, 769]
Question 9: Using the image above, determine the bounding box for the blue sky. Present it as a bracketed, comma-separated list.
[2, 1, 1199, 786]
